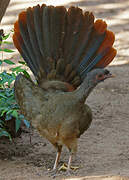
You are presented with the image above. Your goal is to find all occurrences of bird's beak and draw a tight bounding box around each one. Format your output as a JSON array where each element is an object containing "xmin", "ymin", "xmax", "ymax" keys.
[
  {"xmin": 110, "ymin": 74, "xmax": 115, "ymax": 78},
  {"xmin": 104, "ymin": 73, "xmax": 115, "ymax": 79}
]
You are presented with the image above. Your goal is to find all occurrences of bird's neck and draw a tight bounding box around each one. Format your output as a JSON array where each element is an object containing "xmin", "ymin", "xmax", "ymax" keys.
[{"xmin": 74, "ymin": 78, "xmax": 97, "ymax": 103}]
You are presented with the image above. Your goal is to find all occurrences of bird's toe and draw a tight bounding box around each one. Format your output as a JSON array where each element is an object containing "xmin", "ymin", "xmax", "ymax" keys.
[{"xmin": 58, "ymin": 163, "xmax": 79, "ymax": 171}]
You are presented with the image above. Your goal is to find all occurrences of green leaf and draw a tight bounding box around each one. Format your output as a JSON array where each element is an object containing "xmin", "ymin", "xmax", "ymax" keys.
[
  {"xmin": 0, "ymin": 60, "xmax": 3, "ymax": 65},
  {"xmin": 16, "ymin": 68, "xmax": 25, "ymax": 73},
  {"xmin": 4, "ymin": 59, "xmax": 15, "ymax": 65},
  {"xmin": 11, "ymin": 110, "xmax": 18, "ymax": 118},
  {"xmin": 11, "ymin": 66, "xmax": 21, "ymax": 72},
  {"xmin": 0, "ymin": 129, "xmax": 12, "ymax": 141},
  {"xmin": 15, "ymin": 118, "xmax": 21, "ymax": 132},
  {"xmin": 0, "ymin": 120, "xmax": 4, "ymax": 127},
  {"xmin": 6, "ymin": 109, "xmax": 13, "ymax": 115},
  {"xmin": 3, "ymin": 41, "xmax": 12, "ymax": 45},
  {"xmin": 23, "ymin": 70, "xmax": 31, "ymax": 79},
  {"xmin": 0, "ymin": 130, "xmax": 9, "ymax": 136},
  {"xmin": 0, "ymin": 94, "xmax": 7, "ymax": 99},
  {"xmin": 11, "ymin": 72, "xmax": 16, "ymax": 79},
  {"xmin": 18, "ymin": 61, "xmax": 26, "ymax": 65},
  {"xmin": 2, "ymin": 34, "xmax": 10, "ymax": 40},
  {"xmin": 0, "ymin": 108, "xmax": 8, "ymax": 116},
  {"xmin": 0, "ymin": 48, "xmax": 14, "ymax": 53}
]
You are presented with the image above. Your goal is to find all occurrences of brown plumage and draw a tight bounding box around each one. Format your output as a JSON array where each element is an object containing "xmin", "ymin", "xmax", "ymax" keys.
[{"xmin": 13, "ymin": 4, "xmax": 116, "ymax": 172}]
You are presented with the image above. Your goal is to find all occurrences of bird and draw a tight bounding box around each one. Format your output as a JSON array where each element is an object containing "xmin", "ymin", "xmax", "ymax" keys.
[{"xmin": 13, "ymin": 4, "xmax": 116, "ymax": 173}]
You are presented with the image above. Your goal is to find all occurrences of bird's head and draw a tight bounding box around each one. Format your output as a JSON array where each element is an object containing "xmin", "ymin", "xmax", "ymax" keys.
[
  {"xmin": 86, "ymin": 68, "xmax": 114, "ymax": 86},
  {"xmin": 76, "ymin": 68, "xmax": 114, "ymax": 102},
  {"xmin": 77, "ymin": 68, "xmax": 114, "ymax": 101}
]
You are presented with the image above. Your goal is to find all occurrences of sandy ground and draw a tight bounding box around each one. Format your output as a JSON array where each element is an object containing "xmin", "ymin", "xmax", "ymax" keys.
[{"xmin": 0, "ymin": 0, "xmax": 129, "ymax": 180}]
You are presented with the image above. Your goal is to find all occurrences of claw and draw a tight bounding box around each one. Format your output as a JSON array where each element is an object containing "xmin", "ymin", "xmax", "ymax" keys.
[
  {"xmin": 58, "ymin": 163, "xmax": 68, "ymax": 171},
  {"xmin": 70, "ymin": 165, "xmax": 79, "ymax": 171},
  {"xmin": 58, "ymin": 163, "xmax": 79, "ymax": 171}
]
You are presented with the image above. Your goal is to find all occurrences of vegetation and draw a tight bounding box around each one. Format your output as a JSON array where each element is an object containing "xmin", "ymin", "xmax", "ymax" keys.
[{"xmin": 0, "ymin": 33, "xmax": 30, "ymax": 140}]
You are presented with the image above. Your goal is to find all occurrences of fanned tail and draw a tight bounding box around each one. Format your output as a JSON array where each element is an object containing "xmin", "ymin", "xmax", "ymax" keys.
[{"xmin": 13, "ymin": 4, "xmax": 116, "ymax": 89}]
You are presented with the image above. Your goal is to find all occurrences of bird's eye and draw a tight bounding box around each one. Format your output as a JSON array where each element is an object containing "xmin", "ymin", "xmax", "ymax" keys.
[{"xmin": 98, "ymin": 74, "xmax": 103, "ymax": 78}]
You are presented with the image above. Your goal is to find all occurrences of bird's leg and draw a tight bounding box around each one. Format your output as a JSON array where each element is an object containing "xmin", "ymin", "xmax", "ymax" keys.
[
  {"xmin": 58, "ymin": 139, "xmax": 79, "ymax": 174},
  {"xmin": 58, "ymin": 152, "xmax": 77, "ymax": 176},
  {"xmin": 53, "ymin": 149, "xmax": 62, "ymax": 170},
  {"xmin": 46, "ymin": 145, "xmax": 62, "ymax": 177},
  {"xmin": 67, "ymin": 153, "xmax": 72, "ymax": 171},
  {"xmin": 67, "ymin": 139, "xmax": 77, "ymax": 171}
]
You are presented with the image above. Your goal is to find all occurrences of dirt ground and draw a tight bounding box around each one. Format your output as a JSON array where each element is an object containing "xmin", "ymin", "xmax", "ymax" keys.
[{"xmin": 0, "ymin": 0, "xmax": 129, "ymax": 180}]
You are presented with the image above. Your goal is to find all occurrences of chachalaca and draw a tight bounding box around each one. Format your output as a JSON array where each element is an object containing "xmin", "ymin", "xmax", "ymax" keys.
[{"xmin": 13, "ymin": 4, "xmax": 116, "ymax": 172}]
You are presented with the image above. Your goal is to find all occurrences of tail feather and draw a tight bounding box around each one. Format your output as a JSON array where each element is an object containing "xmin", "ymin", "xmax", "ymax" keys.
[
  {"xmin": 97, "ymin": 30, "xmax": 115, "ymax": 53},
  {"xmin": 96, "ymin": 48, "xmax": 117, "ymax": 68},
  {"xmin": 13, "ymin": 33, "xmax": 37, "ymax": 76},
  {"xmin": 63, "ymin": 7, "xmax": 87, "ymax": 65},
  {"xmin": 33, "ymin": 4, "xmax": 46, "ymax": 59},
  {"xmin": 94, "ymin": 19, "xmax": 107, "ymax": 34},
  {"xmin": 13, "ymin": 4, "xmax": 116, "ymax": 89},
  {"xmin": 64, "ymin": 7, "xmax": 83, "ymax": 65},
  {"xmin": 18, "ymin": 12, "xmax": 40, "ymax": 74},
  {"xmin": 73, "ymin": 11, "xmax": 94, "ymax": 67},
  {"xmin": 81, "ymin": 47, "xmax": 109, "ymax": 79},
  {"xmin": 78, "ymin": 20, "xmax": 107, "ymax": 75},
  {"xmin": 50, "ymin": 6, "xmax": 66, "ymax": 60},
  {"xmin": 33, "ymin": 4, "xmax": 50, "ymax": 76},
  {"xmin": 13, "ymin": 22, "xmax": 38, "ymax": 76},
  {"xmin": 42, "ymin": 6, "xmax": 53, "ymax": 59},
  {"xmin": 26, "ymin": 7, "xmax": 45, "ymax": 72},
  {"xmin": 78, "ymin": 20, "xmax": 116, "ymax": 79}
]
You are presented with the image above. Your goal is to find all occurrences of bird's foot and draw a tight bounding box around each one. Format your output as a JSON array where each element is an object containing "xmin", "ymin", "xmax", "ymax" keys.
[
  {"xmin": 45, "ymin": 164, "xmax": 79, "ymax": 177},
  {"xmin": 58, "ymin": 163, "xmax": 79, "ymax": 176},
  {"xmin": 58, "ymin": 163, "xmax": 79, "ymax": 171}
]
